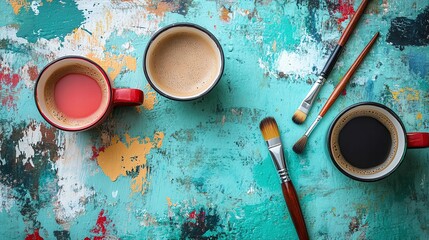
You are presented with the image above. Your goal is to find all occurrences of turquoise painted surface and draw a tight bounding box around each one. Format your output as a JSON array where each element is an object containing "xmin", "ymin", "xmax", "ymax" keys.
[{"xmin": 0, "ymin": 0, "xmax": 428, "ymax": 239}]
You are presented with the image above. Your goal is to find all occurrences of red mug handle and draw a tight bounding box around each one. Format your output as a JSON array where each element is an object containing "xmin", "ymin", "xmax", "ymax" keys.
[
  {"xmin": 407, "ymin": 132, "xmax": 429, "ymax": 149},
  {"xmin": 113, "ymin": 88, "xmax": 144, "ymax": 106}
]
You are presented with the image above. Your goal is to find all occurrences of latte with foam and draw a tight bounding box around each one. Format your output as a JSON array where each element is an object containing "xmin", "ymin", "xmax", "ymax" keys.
[{"xmin": 144, "ymin": 24, "xmax": 223, "ymax": 100}]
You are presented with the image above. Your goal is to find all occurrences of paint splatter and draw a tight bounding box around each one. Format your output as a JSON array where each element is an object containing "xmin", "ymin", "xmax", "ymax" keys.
[
  {"xmin": 416, "ymin": 112, "xmax": 423, "ymax": 120},
  {"xmin": 96, "ymin": 132, "xmax": 164, "ymax": 194},
  {"xmin": 139, "ymin": 84, "xmax": 158, "ymax": 111},
  {"xmin": 220, "ymin": 6, "xmax": 232, "ymax": 22},
  {"xmin": 15, "ymin": 0, "xmax": 85, "ymax": 43},
  {"xmin": 337, "ymin": 0, "xmax": 356, "ymax": 25},
  {"xmin": 386, "ymin": 6, "xmax": 429, "ymax": 49},
  {"xmin": 181, "ymin": 208, "xmax": 222, "ymax": 239},
  {"xmin": 53, "ymin": 230, "xmax": 70, "ymax": 240},
  {"xmin": 25, "ymin": 229, "xmax": 44, "ymax": 240},
  {"xmin": 146, "ymin": 1, "xmax": 175, "ymax": 17},
  {"xmin": 84, "ymin": 210, "xmax": 115, "ymax": 240},
  {"xmin": 276, "ymin": 42, "xmax": 319, "ymax": 78},
  {"xmin": 408, "ymin": 52, "xmax": 429, "ymax": 78},
  {"xmin": 90, "ymin": 146, "xmax": 106, "ymax": 160},
  {"xmin": 8, "ymin": 0, "xmax": 29, "ymax": 14},
  {"xmin": 390, "ymin": 88, "xmax": 420, "ymax": 101},
  {"xmin": 0, "ymin": 66, "xmax": 20, "ymax": 107},
  {"xmin": 87, "ymin": 52, "xmax": 137, "ymax": 80},
  {"xmin": 27, "ymin": 65, "xmax": 38, "ymax": 81},
  {"xmin": 297, "ymin": 0, "xmax": 321, "ymax": 42}
]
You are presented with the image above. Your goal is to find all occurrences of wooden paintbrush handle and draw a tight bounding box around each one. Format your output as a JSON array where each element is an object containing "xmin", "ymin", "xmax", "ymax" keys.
[
  {"xmin": 319, "ymin": 32, "xmax": 379, "ymax": 117},
  {"xmin": 281, "ymin": 181, "xmax": 309, "ymax": 240},
  {"xmin": 338, "ymin": 0, "xmax": 370, "ymax": 46}
]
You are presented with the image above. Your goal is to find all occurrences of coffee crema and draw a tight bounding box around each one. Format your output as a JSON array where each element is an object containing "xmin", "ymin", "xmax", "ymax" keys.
[
  {"xmin": 146, "ymin": 27, "xmax": 222, "ymax": 98},
  {"xmin": 329, "ymin": 107, "xmax": 399, "ymax": 175},
  {"xmin": 43, "ymin": 63, "xmax": 109, "ymax": 127}
]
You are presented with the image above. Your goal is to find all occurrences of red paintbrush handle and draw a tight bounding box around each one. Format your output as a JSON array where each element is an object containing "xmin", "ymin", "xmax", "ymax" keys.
[{"xmin": 281, "ymin": 181, "xmax": 309, "ymax": 240}]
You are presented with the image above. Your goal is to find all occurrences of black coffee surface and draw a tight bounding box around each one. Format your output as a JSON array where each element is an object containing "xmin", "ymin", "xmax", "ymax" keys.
[{"xmin": 338, "ymin": 116, "xmax": 392, "ymax": 169}]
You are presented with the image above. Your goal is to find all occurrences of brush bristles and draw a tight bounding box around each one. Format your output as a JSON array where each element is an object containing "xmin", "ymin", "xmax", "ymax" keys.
[
  {"xmin": 292, "ymin": 135, "xmax": 308, "ymax": 154},
  {"xmin": 259, "ymin": 117, "xmax": 280, "ymax": 141},
  {"xmin": 292, "ymin": 109, "xmax": 307, "ymax": 125}
]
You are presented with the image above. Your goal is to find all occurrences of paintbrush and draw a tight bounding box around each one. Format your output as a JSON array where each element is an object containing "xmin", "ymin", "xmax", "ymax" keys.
[
  {"xmin": 259, "ymin": 117, "xmax": 309, "ymax": 240},
  {"xmin": 293, "ymin": 32, "xmax": 379, "ymax": 154},
  {"xmin": 292, "ymin": 0, "xmax": 371, "ymax": 124}
]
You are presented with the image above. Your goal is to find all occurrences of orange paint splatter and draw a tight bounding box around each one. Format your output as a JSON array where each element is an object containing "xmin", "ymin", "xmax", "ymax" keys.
[
  {"xmin": 137, "ymin": 84, "xmax": 157, "ymax": 111},
  {"xmin": 146, "ymin": 1, "xmax": 175, "ymax": 17},
  {"xmin": 87, "ymin": 52, "xmax": 137, "ymax": 80},
  {"xmin": 220, "ymin": 6, "xmax": 232, "ymax": 22},
  {"xmin": 416, "ymin": 112, "xmax": 423, "ymax": 120},
  {"xmin": 96, "ymin": 132, "xmax": 164, "ymax": 194},
  {"xmin": 8, "ymin": 0, "xmax": 28, "ymax": 14}
]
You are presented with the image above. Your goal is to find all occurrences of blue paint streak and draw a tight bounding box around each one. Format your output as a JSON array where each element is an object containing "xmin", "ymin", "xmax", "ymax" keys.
[
  {"xmin": 15, "ymin": 0, "xmax": 85, "ymax": 43},
  {"xmin": 408, "ymin": 51, "xmax": 429, "ymax": 78}
]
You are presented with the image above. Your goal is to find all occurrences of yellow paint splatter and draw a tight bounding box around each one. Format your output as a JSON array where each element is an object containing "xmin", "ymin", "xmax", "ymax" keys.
[
  {"xmin": 416, "ymin": 112, "xmax": 423, "ymax": 120},
  {"xmin": 139, "ymin": 84, "xmax": 157, "ymax": 111},
  {"xmin": 390, "ymin": 87, "xmax": 420, "ymax": 101},
  {"xmin": 166, "ymin": 197, "xmax": 172, "ymax": 207},
  {"xmin": 87, "ymin": 52, "xmax": 137, "ymax": 80},
  {"xmin": 8, "ymin": 0, "xmax": 28, "ymax": 14},
  {"xmin": 96, "ymin": 132, "xmax": 164, "ymax": 194},
  {"xmin": 154, "ymin": 132, "xmax": 165, "ymax": 148},
  {"xmin": 220, "ymin": 6, "xmax": 232, "ymax": 22}
]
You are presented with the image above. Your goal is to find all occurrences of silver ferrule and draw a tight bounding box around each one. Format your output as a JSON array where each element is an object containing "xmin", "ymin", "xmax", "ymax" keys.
[
  {"xmin": 277, "ymin": 168, "xmax": 291, "ymax": 183},
  {"xmin": 266, "ymin": 137, "xmax": 289, "ymax": 182},
  {"xmin": 304, "ymin": 115, "xmax": 323, "ymax": 137},
  {"xmin": 298, "ymin": 76, "xmax": 327, "ymax": 114}
]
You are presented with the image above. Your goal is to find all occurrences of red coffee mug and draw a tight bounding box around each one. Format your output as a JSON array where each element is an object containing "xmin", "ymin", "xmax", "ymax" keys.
[
  {"xmin": 35, "ymin": 56, "xmax": 143, "ymax": 131},
  {"xmin": 327, "ymin": 102, "xmax": 429, "ymax": 181}
]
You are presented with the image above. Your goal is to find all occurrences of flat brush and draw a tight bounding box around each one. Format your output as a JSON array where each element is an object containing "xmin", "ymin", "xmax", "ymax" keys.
[
  {"xmin": 259, "ymin": 117, "xmax": 309, "ymax": 240},
  {"xmin": 292, "ymin": 0, "xmax": 370, "ymax": 125},
  {"xmin": 293, "ymin": 32, "xmax": 379, "ymax": 154}
]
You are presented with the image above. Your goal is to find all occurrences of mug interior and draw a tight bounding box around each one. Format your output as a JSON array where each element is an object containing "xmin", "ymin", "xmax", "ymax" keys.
[
  {"xmin": 35, "ymin": 57, "xmax": 111, "ymax": 131},
  {"xmin": 144, "ymin": 24, "xmax": 224, "ymax": 100},
  {"xmin": 328, "ymin": 103, "xmax": 407, "ymax": 181}
]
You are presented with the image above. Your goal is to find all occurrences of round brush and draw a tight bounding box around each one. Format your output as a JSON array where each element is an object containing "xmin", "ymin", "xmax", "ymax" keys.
[
  {"xmin": 293, "ymin": 32, "xmax": 380, "ymax": 154},
  {"xmin": 260, "ymin": 117, "xmax": 309, "ymax": 240}
]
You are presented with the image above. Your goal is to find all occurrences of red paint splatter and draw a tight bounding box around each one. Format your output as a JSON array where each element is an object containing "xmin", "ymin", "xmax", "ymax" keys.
[
  {"xmin": 0, "ymin": 68, "xmax": 20, "ymax": 107},
  {"xmin": 0, "ymin": 71, "xmax": 20, "ymax": 88},
  {"xmin": 342, "ymin": 89, "xmax": 347, "ymax": 95},
  {"xmin": 85, "ymin": 209, "xmax": 115, "ymax": 240},
  {"xmin": 337, "ymin": 0, "xmax": 356, "ymax": 25},
  {"xmin": 28, "ymin": 66, "xmax": 39, "ymax": 81},
  {"xmin": 189, "ymin": 210, "xmax": 196, "ymax": 219},
  {"xmin": 91, "ymin": 146, "xmax": 106, "ymax": 160},
  {"xmin": 25, "ymin": 229, "xmax": 44, "ymax": 240}
]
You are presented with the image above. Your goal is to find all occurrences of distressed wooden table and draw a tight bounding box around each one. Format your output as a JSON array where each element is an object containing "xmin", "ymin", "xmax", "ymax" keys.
[{"xmin": 1, "ymin": 0, "xmax": 428, "ymax": 239}]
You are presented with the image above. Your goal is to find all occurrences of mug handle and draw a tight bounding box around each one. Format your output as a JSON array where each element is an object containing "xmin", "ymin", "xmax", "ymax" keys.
[
  {"xmin": 407, "ymin": 132, "xmax": 429, "ymax": 149},
  {"xmin": 113, "ymin": 88, "xmax": 144, "ymax": 106}
]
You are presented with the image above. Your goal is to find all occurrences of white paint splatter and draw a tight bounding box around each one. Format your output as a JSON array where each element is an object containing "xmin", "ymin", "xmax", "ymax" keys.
[
  {"xmin": 15, "ymin": 123, "xmax": 42, "ymax": 168},
  {"xmin": 54, "ymin": 134, "xmax": 94, "ymax": 227},
  {"xmin": 112, "ymin": 190, "xmax": 118, "ymax": 198},
  {"xmin": 30, "ymin": 1, "xmax": 41, "ymax": 15},
  {"xmin": 276, "ymin": 41, "xmax": 321, "ymax": 78}
]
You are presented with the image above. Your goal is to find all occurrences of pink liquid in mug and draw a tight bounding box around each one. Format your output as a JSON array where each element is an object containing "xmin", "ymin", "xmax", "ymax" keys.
[{"xmin": 54, "ymin": 74, "xmax": 102, "ymax": 119}]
